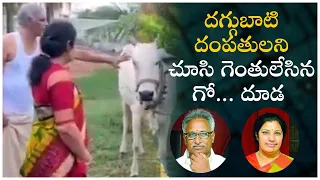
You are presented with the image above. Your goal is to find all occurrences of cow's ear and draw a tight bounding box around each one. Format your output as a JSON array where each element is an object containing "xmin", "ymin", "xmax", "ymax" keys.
[
  {"xmin": 128, "ymin": 37, "xmax": 138, "ymax": 46},
  {"xmin": 122, "ymin": 44, "xmax": 135, "ymax": 57},
  {"xmin": 158, "ymin": 48, "xmax": 178, "ymax": 64}
]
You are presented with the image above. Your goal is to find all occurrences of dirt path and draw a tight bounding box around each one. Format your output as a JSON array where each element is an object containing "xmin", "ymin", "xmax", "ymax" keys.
[{"xmin": 67, "ymin": 61, "xmax": 112, "ymax": 78}]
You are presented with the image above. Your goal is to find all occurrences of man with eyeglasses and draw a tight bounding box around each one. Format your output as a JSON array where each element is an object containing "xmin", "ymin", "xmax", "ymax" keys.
[
  {"xmin": 176, "ymin": 109, "xmax": 226, "ymax": 173},
  {"xmin": 3, "ymin": 3, "xmax": 129, "ymax": 177}
]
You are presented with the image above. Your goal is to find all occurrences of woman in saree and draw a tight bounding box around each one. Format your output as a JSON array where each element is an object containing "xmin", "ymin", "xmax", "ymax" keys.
[
  {"xmin": 246, "ymin": 113, "xmax": 294, "ymax": 173},
  {"xmin": 20, "ymin": 20, "xmax": 91, "ymax": 177}
]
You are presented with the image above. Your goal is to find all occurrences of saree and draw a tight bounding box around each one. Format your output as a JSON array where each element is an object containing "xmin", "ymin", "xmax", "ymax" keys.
[
  {"xmin": 20, "ymin": 64, "xmax": 89, "ymax": 177},
  {"xmin": 246, "ymin": 152, "xmax": 294, "ymax": 173}
]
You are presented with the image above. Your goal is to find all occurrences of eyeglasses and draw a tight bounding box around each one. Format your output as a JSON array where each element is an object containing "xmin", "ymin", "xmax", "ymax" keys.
[{"xmin": 184, "ymin": 131, "xmax": 213, "ymax": 140}]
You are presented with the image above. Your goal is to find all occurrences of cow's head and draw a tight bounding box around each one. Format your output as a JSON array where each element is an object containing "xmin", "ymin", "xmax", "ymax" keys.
[{"xmin": 122, "ymin": 37, "xmax": 176, "ymax": 103}]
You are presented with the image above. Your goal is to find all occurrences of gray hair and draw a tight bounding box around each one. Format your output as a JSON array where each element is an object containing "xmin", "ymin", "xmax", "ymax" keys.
[
  {"xmin": 182, "ymin": 109, "xmax": 215, "ymax": 133},
  {"xmin": 17, "ymin": 3, "xmax": 45, "ymax": 26}
]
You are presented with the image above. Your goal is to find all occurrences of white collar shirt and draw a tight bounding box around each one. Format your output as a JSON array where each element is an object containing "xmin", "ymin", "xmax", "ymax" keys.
[{"xmin": 176, "ymin": 148, "xmax": 226, "ymax": 172}]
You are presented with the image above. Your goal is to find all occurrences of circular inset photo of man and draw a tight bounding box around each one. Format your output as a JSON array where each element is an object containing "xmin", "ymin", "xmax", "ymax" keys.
[
  {"xmin": 241, "ymin": 107, "xmax": 299, "ymax": 173},
  {"xmin": 170, "ymin": 108, "xmax": 230, "ymax": 173}
]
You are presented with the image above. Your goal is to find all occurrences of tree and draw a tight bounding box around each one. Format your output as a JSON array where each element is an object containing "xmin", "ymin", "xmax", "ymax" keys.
[
  {"xmin": 45, "ymin": 3, "xmax": 63, "ymax": 23},
  {"xmin": 77, "ymin": 6, "xmax": 126, "ymax": 20},
  {"xmin": 77, "ymin": 9, "xmax": 92, "ymax": 18},
  {"xmin": 135, "ymin": 3, "xmax": 181, "ymax": 56},
  {"xmin": 78, "ymin": 3, "xmax": 181, "ymax": 57},
  {"xmin": 4, "ymin": 3, "xmax": 15, "ymax": 33},
  {"xmin": 4, "ymin": 3, "xmax": 22, "ymax": 33}
]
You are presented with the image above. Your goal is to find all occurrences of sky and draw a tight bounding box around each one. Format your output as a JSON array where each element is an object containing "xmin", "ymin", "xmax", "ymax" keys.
[
  {"xmin": 70, "ymin": 2, "xmax": 133, "ymax": 17},
  {"xmin": 71, "ymin": 2, "xmax": 115, "ymax": 12}
]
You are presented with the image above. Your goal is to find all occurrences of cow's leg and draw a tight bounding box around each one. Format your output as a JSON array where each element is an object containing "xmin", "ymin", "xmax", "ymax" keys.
[
  {"xmin": 149, "ymin": 113, "xmax": 159, "ymax": 135},
  {"xmin": 154, "ymin": 114, "xmax": 171, "ymax": 177},
  {"xmin": 139, "ymin": 134, "xmax": 145, "ymax": 155},
  {"xmin": 120, "ymin": 103, "xmax": 131, "ymax": 154},
  {"xmin": 130, "ymin": 105, "xmax": 141, "ymax": 177},
  {"xmin": 157, "ymin": 115, "xmax": 171, "ymax": 161},
  {"xmin": 138, "ymin": 112, "xmax": 155, "ymax": 155}
]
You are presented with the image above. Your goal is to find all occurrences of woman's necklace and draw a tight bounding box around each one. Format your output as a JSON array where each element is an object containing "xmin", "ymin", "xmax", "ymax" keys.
[
  {"xmin": 256, "ymin": 151, "xmax": 265, "ymax": 167},
  {"xmin": 256, "ymin": 151, "xmax": 280, "ymax": 167}
]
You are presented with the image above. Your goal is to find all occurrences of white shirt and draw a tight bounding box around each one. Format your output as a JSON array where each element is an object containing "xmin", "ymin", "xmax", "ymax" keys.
[
  {"xmin": 176, "ymin": 148, "xmax": 226, "ymax": 172},
  {"xmin": 3, "ymin": 32, "xmax": 40, "ymax": 121}
]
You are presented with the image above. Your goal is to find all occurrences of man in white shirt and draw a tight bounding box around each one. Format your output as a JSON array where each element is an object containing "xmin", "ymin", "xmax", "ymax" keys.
[{"xmin": 176, "ymin": 109, "xmax": 226, "ymax": 173}]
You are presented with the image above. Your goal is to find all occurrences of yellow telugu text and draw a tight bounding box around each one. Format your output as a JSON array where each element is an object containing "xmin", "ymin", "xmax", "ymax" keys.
[{"xmin": 204, "ymin": 11, "xmax": 278, "ymax": 29}]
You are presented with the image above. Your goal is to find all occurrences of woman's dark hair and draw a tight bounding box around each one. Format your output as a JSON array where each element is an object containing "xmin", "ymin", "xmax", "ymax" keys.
[
  {"xmin": 253, "ymin": 113, "xmax": 287, "ymax": 144},
  {"xmin": 29, "ymin": 20, "xmax": 76, "ymax": 86}
]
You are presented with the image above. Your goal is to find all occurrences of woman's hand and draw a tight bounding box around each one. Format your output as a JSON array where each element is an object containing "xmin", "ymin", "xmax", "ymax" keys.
[
  {"xmin": 77, "ymin": 149, "xmax": 92, "ymax": 164},
  {"xmin": 111, "ymin": 54, "xmax": 130, "ymax": 69}
]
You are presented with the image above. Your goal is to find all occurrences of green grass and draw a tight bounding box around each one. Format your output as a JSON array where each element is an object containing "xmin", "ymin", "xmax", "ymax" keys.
[{"xmin": 74, "ymin": 69, "xmax": 160, "ymax": 177}]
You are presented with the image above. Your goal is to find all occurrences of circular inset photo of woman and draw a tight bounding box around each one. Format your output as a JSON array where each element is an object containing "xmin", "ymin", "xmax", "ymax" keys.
[
  {"xmin": 170, "ymin": 108, "xmax": 230, "ymax": 173},
  {"xmin": 241, "ymin": 107, "xmax": 299, "ymax": 173}
]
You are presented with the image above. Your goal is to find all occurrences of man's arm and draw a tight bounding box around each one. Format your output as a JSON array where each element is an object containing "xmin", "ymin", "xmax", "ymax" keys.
[
  {"xmin": 71, "ymin": 48, "xmax": 130, "ymax": 68},
  {"xmin": 3, "ymin": 34, "xmax": 11, "ymax": 69},
  {"xmin": 3, "ymin": 34, "xmax": 12, "ymax": 128}
]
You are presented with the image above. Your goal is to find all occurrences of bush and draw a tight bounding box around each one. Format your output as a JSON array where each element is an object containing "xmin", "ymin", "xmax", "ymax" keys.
[{"xmin": 135, "ymin": 13, "xmax": 180, "ymax": 56}]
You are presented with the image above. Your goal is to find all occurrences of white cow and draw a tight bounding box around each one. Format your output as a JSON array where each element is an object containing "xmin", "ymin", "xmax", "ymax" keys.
[{"xmin": 118, "ymin": 39, "xmax": 177, "ymax": 177}]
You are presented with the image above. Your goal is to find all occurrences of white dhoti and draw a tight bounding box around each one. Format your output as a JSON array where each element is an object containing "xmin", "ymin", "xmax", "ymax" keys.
[{"xmin": 3, "ymin": 114, "xmax": 33, "ymax": 177}]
